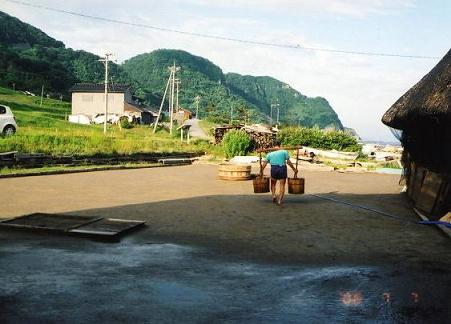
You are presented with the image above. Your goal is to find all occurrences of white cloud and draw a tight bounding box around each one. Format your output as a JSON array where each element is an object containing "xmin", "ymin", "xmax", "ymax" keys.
[
  {"xmin": 1, "ymin": 0, "xmax": 436, "ymax": 141},
  {"xmin": 175, "ymin": 0, "xmax": 416, "ymax": 18}
]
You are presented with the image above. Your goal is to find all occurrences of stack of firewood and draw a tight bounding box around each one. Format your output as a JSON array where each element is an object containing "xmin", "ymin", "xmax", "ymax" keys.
[
  {"xmin": 247, "ymin": 131, "xmax": 276, "ymax": 150},
  {"xmin": 214, "ymin": 124, "xmax": 276, "ymax": 149},
  {"xmin": 214, "ymin": 126, "xmax": 241, "ymax": 144},
  {"xmin": 243, "ymin": 124, "xmax": 276, "ymax": 150}
]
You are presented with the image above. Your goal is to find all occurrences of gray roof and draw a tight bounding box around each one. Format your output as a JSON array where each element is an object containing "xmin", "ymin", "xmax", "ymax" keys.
[
  {"xmin": 69, "ymin": 83, "xmax": 132, "ymax": 93},
  {"xmin": 125, "ymin": 97, "xmax": 158, "ymax": 116}
]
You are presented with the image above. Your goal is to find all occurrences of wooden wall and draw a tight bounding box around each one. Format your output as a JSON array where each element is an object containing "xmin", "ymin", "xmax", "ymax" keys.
[{"xmin": 408, "ymin": 162, "xmax": 451, "ymax": 220}]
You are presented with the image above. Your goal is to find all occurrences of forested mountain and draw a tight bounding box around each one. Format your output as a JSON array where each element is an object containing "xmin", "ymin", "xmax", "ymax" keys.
[
  {"xmin": 0, "ymin": 11, "xmax": 344, "ymax": 128},
  {"xmin": 226, "ymin": 73, "xmax": 343, "ymax": 129},
  {"xmin": 123, "ymin": 49, "xmax": 258, "ymax": 123},
  {"xmin": 124, "ymin": 50, "xmax": 343, "ymax": 129},
  {"xmin": 0, "ymin": 11, "xmax": 130, "ymax": 96},
  {"xmin": 0, "ymin": 11, "xmax": 64, "ymax": 48}
]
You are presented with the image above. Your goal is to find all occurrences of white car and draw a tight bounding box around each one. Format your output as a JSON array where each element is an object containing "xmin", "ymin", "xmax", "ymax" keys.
[{"xmin": 0, "ymin": 104, "xmax": 18, "ymax": 135}]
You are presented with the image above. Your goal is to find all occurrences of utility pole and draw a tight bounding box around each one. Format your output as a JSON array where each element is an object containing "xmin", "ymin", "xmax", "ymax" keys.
[
  {"xmin": 175, "ymin": 79, "xmax": 181, "ymax": 111},
  {"xmin": 40, "ymin": 84, "xmax": 44, "ymax": 107},
  {"xmin": 99, "ymin": 53, "xmax": 112, "ymax": 134},
  {"xmin": 168, "ymin": 62, "xmax": 180, "ymax": 134},
  {"xmin": 169, "ymin": 69, "xmax": 173, "ymax": 131},
  {"xmin": 277, "ymin": 104, "xmax": 280, "ymax": 124},
  {"xmin": 194, "ymin": 95, "xmax": 201, "ymax": 118},
  {"xmin": 153, "ymin": 70, "xmax": 173, "ymax": 134}
]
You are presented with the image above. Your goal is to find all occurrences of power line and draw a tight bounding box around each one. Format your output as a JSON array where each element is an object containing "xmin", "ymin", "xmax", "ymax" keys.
[{"xmin": 3, "ymin": 0, "xmax": 441, "ymax": 60}]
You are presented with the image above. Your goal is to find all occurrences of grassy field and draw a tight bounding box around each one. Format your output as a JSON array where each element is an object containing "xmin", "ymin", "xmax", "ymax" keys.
[
  {"xmin": 198, "ymin": 119, "xmax": 217, "ymax": 136},
  {"xmin": 0, "ymin": 162, "xmax": 163, "ymax": 176},
  {"xmin": 0, "ymin": 87, "xmax": 222, "ymax": 156}
]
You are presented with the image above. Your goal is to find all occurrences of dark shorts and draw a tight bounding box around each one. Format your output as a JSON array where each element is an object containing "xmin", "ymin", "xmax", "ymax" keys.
[{"xmin": 271, "ymin": 165, "xmax": 287, "ymax": 180}]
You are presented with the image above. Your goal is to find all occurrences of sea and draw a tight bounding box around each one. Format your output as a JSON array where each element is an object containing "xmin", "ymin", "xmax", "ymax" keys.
[{"xmin": 361, "ymin": 140, "xmax": 401, "ymax": 147}]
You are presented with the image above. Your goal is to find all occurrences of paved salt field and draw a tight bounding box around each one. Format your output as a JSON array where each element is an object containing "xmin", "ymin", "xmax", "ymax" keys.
[
  {"xmin": 1, "ymin": 231, "xmax": 450, "ymax": 323},
  {"xmin": 1, "ymin": 165, "xmax": 450, "ymax": 322}
]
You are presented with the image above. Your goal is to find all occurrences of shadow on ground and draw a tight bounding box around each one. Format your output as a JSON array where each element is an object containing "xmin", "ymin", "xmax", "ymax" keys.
[
  {"xmin": 59, "ymin": 191, "xmax": 451, "ymax": 267},
  {"xmin": 1, "ymin": 191, "xmax": 450, "ymax": 323}
]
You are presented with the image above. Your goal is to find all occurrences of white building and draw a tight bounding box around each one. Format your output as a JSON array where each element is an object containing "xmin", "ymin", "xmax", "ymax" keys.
[{"xmin": 70, "ymin": 83, "xmax": 157, "ymax": 124}]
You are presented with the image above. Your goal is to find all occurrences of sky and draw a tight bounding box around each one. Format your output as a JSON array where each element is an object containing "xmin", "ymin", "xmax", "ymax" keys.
[{"xmin": 1, "ymin": 0, "xmax": 450, "ymax": 141}]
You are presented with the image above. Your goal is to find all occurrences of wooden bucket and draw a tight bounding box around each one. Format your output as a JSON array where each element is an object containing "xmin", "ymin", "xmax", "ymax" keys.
[
  {"xmin": 218, "ymin": 163, "xmax": 252, "ymax": 181},
  {"xmin": 288, "ymin": 177, "xmax": 305, "ymax": 194},
  {"xmin": 253, "ymin": 176, "xmax": 270, "ymax": 193}
]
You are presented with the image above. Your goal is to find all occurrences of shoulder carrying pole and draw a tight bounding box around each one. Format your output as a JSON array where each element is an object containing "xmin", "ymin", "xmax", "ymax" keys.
[
  {"xmin": 259, "ymin": 151, "xmax": 263, "ymax": 177},
  {"xmin": 257, "ymin": 145, "xmax": 302, "ymax": 153},
  {"xmin": 294, "ymin": 147, "xmax": 299, "ymax": 179}
]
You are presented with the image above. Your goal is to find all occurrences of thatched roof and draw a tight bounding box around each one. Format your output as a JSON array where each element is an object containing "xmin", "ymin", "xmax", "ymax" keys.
[{"xmin": 382, "ymin": 48, "xmax": 451, "ymax": 129}]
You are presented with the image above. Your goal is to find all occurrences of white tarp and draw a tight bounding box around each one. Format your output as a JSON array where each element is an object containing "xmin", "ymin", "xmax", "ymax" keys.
[
  {"xmin": 303, "ymin": 146, "xmax": 359, "ymax": 161},
  {"xmin": 229, "ymin": 156, "xmax": 260, "ymax": 164},
  {"xmin": 68, "ymin": 114, "xmax": 91, "ymax": 125}
]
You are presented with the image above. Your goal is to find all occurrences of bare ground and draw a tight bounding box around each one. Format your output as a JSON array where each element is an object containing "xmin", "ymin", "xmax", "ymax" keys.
[{"xmin": 1, "ymin": 164, "xmax": 450, "ymax": 268}]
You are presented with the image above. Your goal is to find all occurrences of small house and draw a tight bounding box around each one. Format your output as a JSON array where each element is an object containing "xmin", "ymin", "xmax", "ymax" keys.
[
  {"xmin": 173, "ymin": 108, "xmax": 193, "ymax": 125},
  {"xmin": 70, "ymin": 83, "xmax": 158, "ymax": 125},
  {"xmin": 382, "ymin": 48, "xmax": 450, "ymax": 221}
]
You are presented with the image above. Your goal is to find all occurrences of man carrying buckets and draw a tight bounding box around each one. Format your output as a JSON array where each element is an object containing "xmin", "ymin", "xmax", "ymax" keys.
[{"xmin": 261, "ymin": 140, "xmax": 298, "ymax": 206}]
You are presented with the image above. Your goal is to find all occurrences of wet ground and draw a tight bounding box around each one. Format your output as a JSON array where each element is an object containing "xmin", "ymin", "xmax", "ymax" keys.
[
  {"xmin": 1, "ymin": 231, "xmax": 450, "ymax": 323},
  {"xmin": 1, "ymin": 165, "xmax": 451, "ymax": 322}
]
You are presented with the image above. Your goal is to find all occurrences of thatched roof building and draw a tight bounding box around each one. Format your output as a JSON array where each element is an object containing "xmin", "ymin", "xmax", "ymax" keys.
[{"xmin": 382, "ymin": 48, "xmax": 451, "ymax": 173}]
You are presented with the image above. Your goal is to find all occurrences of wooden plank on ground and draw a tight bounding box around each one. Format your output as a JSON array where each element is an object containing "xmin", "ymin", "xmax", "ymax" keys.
[
  {"xmin": 0, "ymin": 151, "xmax": 17, "ymax": 157},
  {"xmin": 440, "ymin": 212, "xmax": 451, "ymax": 223},
  {"xmin": 158, "ymin": 158, "xmax": 192, "ymax": 165},
  {"xmin": 68, "ymin": 218, "xmax": 145, "ymax": 237},
  {"xmin": 0, "ymin": 214, "xmax": 145, "ymax": 240},
  {"xmin": 414, "ymin": 208, "xmax": 451, "ymax": 239},
  {"xmin": 0, "ymin": 213, "xmax": 101, "ymax": 231}
]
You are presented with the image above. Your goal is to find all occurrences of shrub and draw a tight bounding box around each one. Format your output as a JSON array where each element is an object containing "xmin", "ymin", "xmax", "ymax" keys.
[
  {"xmin": 119, "ymin": 117, "xmax": 133, "ymax": 129},
  {"xmin": 277, "ymin": 127, "xmax": 361, "ymax": 152},
  {"xmin": 222, "ymin": 129, "xmax": 251, "ymax": 158}
]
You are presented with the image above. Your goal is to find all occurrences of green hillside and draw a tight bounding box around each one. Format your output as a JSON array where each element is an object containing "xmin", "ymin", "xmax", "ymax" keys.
[
  {"xmin": 0, "ymin": 11, "xmax": 130, "ymax": 96},
  {"xmin": 124, "ymin": 49, "xmax": 343, "ymax": 128},
  {"xmin": 0, "ymin": 11, "xmax": 64, "ymax": 48},
  {"xmin": 0, "ymin": 11, "xmax": 344, "ymax": 128},
  {"xmin": 226, "ymin": 73, "xmax": 343, "ymax": 129},
  {"xmin": 122, "ymin": 49, "xmax": 257, "ymax": 123},
  {"xmin": 0, "ymin": 87, "xmax": 212, "ymax": 156}
]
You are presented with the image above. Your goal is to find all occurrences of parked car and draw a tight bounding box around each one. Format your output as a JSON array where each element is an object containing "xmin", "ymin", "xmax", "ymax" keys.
[{"xmin": 0, "ymin": 104, "xmax": 18, "ymax": 135}]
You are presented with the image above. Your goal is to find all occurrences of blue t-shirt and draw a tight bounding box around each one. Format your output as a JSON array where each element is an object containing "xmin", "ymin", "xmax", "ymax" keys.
[{"xmin": 266, "ymin": 150, "xmax": 289, "ymax": 166}]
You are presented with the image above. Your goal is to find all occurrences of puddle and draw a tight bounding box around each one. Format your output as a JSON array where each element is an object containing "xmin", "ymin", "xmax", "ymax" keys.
[
  {"xmin": 375, "ymin": 168, "xmax": 403, "ymax": 175},
  {"xmin": 0, "ymin": 237, "xmax": 450, "ymax": 323}
]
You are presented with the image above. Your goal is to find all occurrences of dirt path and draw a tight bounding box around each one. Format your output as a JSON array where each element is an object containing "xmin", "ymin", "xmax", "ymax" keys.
[
  {"xmin": 183, "ymin": 118, "xmax": 210, "ymax": 140},
  {"xmin": 1, "ymin": 164, "xmax": 450, "ymax": 267}
]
